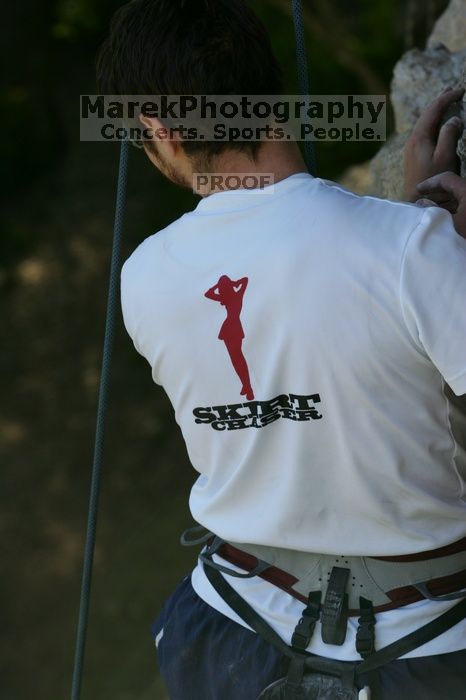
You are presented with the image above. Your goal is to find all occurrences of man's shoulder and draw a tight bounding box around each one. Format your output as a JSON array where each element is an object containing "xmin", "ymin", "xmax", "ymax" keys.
[
  {"xmin": 312, "ymin": 178, "xmax": 428, "ymax": 246},
  {"xmin": 316, "ymin": 178, "xmax": 422, "ymax": 220},
  {"xmin": 121, "ymin": 213, "xmax": 190, "ymax": 281}
]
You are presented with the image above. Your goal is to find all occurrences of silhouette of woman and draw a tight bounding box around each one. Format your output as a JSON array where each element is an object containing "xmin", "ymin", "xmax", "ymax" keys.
[{"xmin": 205, "ymin": 275, "xmax": 254, "ymax": 401}]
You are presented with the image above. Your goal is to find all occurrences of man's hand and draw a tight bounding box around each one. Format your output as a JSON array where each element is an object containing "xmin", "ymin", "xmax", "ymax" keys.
[
  {"xmin": 416, "ymin": 171, "xmax": 466, "ymax": 238},
  {"xmin": 404, "ymin": 87, "xmax": 464, "ymax": 202}
]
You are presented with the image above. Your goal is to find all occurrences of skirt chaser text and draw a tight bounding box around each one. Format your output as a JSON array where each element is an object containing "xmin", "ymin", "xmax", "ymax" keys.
[{"xmin": 193, "ymin": 393, "xmax": 322, "ymax": 431}]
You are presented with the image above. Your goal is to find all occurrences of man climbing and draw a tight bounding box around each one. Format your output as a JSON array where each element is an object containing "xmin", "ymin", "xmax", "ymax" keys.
[{"xmin": 97, "ymin": 1, "xmax": 466, "ymax": 697}]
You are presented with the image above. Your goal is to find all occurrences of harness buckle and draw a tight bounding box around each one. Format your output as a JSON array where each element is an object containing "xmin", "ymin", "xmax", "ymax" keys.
[
  {"xmin": 291, "ymin": 591, "xmax": 321, "ymax": 651},
  {"xmin": 355, "ymin": 597, "xmax": 376, "ymax": 659}
]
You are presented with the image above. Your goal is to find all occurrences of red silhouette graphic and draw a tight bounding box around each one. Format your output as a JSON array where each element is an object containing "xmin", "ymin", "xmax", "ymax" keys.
[{"xmin": 205, "ymin": 275, "xmax": 254, "ymax": 401}]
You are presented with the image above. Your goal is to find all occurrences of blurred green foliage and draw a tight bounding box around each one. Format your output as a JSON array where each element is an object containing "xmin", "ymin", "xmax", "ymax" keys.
[
  {"xmin": 52, "ymin": 0, "xmax": 100, "ymax": 39},
  {"xmin": 0, "ymin": 0, "xmax": 449, "ymax": 268}
]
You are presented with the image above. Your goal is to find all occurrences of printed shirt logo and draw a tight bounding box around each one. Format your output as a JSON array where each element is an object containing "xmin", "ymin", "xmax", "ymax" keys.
[
  {"xmin": 204, "ymin": 275, "xmax": 254, "ymax": 400},
  {"xmin": 197, "ymin": 274, "xmax": 323, "ymax": 431},
  {"xmin": 193, "ymin": 394, "xmax": 323, "ymax": 431}
]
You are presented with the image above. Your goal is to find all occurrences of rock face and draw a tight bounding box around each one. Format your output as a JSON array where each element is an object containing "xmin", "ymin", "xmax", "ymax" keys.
[
  {"xmin": 457, "ymin": 63, "xmax": 466, "ymax": 176},
  {"xmin": 371, "ymin": 44, "xmax": 466, "ymax": 199},
  {"xmin": 340, "ymin": 0, "xmax": 466, "ymax": 198},
  {"xmin": 368, "ymin": 132, "xmax": 410, "ymax": 201},
  {"xmin": 391, "ymin": 45, "xmax": 466, "ymax": 134},
  {"xmin": 428, "ymin": 0, "xmax": 466, "ymax": 52}
]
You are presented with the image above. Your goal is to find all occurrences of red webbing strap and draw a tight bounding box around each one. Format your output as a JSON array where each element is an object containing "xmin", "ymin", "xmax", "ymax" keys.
[
  {"xmin": 215, "ymin": 541, "xmax": 466, "ymax": 616},
  {"xmin": 374, "ymin": 535, "xmax": 466, "ymax": 562}
]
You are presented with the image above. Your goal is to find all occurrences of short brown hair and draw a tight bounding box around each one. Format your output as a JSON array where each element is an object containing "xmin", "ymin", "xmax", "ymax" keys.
[{"xmin": 96, "ymin": 0, "xmax": 283, "ymax": 161}]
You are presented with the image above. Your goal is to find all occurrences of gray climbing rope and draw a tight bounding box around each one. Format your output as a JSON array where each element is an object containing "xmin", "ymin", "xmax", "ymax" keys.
[
  {"xmin": 70, "ymin": 139, "xmax": 129, "ymax": 700},
  {"xmin": 292, "ymin": 0, "xmax": 317, "ymax": 175}
]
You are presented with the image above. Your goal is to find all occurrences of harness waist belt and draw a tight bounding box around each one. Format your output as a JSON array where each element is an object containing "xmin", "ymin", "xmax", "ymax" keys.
[{"xmin": 189, "ymin": 531, "xmax": 466, "ymax": 616}]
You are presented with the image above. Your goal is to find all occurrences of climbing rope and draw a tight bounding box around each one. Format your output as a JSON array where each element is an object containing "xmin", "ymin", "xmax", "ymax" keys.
[
  {"xmin": 71, "ymin": 4, "xmax": 314, "ymax": 697},
  {"xmin": 70, "ymin": 140, "xmax": 129, "ymax": 700},
  {"xmin": 291, "ymin": 0, "xmax": 317, "ymax": 175}
]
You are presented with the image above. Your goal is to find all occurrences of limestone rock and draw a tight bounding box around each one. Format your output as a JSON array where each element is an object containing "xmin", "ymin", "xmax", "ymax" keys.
[
  {"xmin": 428, "ymin": 0, "xmax": 466, "ymax": 52},
  {"xmin": 368, "ymin": 132, "xmax": 410, "ymax": 201},
  {"xmin": 457, "ymin": 64, "xmax": 466, "ymax": 175},
  {"xmin": 391, "ymin": 45, "xmax": 466, "ymax": 134},
  {"xmin": 458, "ymin": 128, "xmax": 466, "ymax": 176},
  {"xmin": 338, "ymin": 161, "xmax": 373, "ymax": 196},
  {"xmin": 337, "ymin": 0, "xmax": 466, "ymax": 198}
]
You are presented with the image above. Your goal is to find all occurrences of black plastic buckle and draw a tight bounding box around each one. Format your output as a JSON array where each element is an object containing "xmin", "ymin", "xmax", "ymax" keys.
[
  {"xmin": 356, "ymin": 596, "xmax": 376, "ymax": 659},
  {"xmin": 321, "ymin": 566, "xmax": 349, "ymax": 645},
  {"xmin": 291, "ymin": 591, "xmax": 321, "ymax": 651}
]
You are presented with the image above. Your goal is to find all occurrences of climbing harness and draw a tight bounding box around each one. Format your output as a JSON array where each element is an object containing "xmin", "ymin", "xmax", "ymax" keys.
[
  {"xmin": 181, "ymin": 526, "xmax": 466, "ymax": 699},
  {"xmin": 202, "ymin": 552, "xmax": 466, "ymax": 700},
  {"xmin": 187, "ymin": 531, "xmax": 466, "ymax": 613}
]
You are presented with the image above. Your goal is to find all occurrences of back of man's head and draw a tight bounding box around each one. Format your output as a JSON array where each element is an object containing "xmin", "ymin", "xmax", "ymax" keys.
[{"xmin": 97, "ymin": 0, "xmax": 283, "ymax": 161}]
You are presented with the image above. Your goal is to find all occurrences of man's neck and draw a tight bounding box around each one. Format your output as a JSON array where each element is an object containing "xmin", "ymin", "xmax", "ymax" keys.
[{"xmin": 197, "ymin": 142, "xmax": 309, "ymax": 197}]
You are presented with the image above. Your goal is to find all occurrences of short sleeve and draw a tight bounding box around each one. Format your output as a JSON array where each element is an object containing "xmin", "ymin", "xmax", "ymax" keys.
[
  {"xmin": 399, "ymin": 206, "xmax": 466, "ymax": 396},
  {"xmin": 120, "ymin": 253, "xmax": 152, "ymax": 365}
]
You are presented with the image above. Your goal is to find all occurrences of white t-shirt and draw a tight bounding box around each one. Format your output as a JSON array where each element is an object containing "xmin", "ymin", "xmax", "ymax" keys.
[{"xmin": 121, "ymin": 172, "xmax": 466, "ymax": 659}]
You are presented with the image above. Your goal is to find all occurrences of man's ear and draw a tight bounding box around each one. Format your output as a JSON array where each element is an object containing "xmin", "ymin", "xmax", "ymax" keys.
[{"xmin": 138, "ymin": 113, "xmax": 182, "ymax": 157}]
